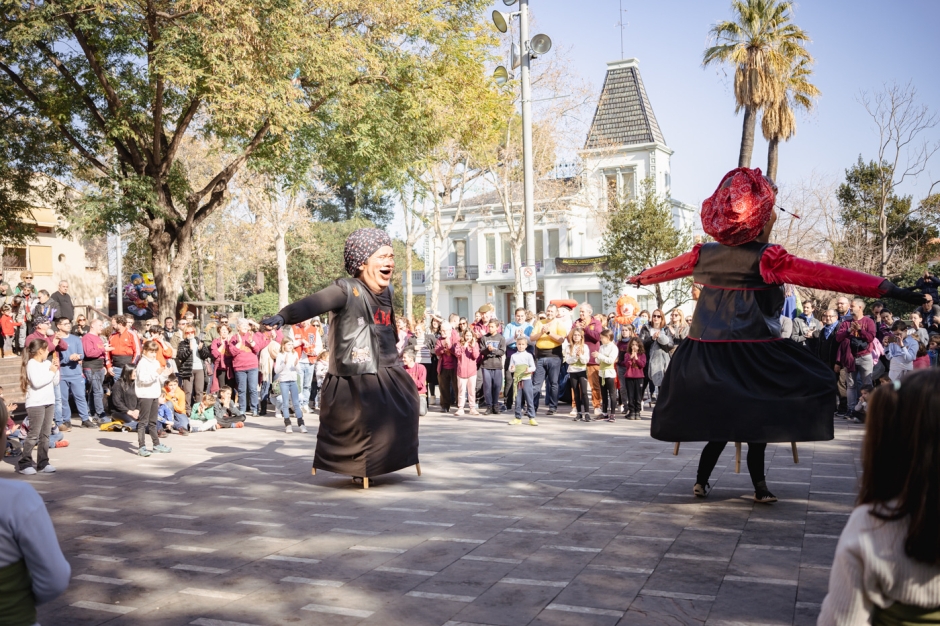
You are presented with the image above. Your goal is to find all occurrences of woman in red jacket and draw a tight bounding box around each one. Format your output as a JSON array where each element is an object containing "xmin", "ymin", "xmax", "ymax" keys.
[{"xmin": 630, "ymin": 168, "xmax": 924, "ymax": 504}]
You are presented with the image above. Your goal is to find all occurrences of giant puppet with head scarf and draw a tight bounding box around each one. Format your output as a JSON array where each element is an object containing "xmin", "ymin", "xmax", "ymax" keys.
[
  {"xmin": 262, "ymin": 229, "xmax": 419, "ymax": 487},
  {"xmin": 629, "ymin": 168, "xmax": 925, "ymax": 503}
]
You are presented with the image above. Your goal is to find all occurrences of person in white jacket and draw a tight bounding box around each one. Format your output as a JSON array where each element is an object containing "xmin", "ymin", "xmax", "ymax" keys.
[
  {"xmin": 818, "ymin": 369, "xmax": 940, "ymax": 625},
  {"xmin": 17, "ymin": 338, "xmax": 59, "ymax": 475},
  {"xmin": 593, "ymin": 329, "xmax": 619, "ymax": 422},
  {"xmin": 564, "ymin": 327, "xmax": 591, "ymax": 422},
  {"xmin": 883, "ymin": 320, "xmax": 919, "ymax": 382},
  {"xmin": 135, "ymin": 340, "xmax": 172, "ymax": 457},
  {"xmin": 274, "ymin": 337, "xmax": 306, "ymax": 434}
]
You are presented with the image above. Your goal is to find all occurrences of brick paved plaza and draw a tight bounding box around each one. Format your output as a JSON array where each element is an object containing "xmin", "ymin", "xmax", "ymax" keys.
[{"xmin": 10, "ymin": 408, "xmax": 862, "ymax": 626}]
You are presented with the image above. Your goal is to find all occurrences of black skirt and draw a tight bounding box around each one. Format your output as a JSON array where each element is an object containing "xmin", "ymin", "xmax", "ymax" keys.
[
  {"xmin": 651, "ymin": 339, "xmax": 835, "ymax": 443},
  {"xmin": 315, "ymin": 365, "xmax": 420, "ymax": 477}
]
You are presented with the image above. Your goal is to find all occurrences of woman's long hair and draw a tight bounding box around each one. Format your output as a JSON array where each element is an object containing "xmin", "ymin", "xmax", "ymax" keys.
[
  {"xmin": 20, "ymin": 339, "xmax": 47, "ymax": 393},
  {"xmin": 119, "ymin": 364, "xmax": 137, "ymax": 385},
  {"xmin": 651, "ymin": 309, "xmax": 666, "ymax": 330},
  {"xmin": 568, "ymin": 327, "xmax": 585, "ymax": 355},
  {"xmin": 627, "ymin": 337, "xmax": 645, "ymax": 356},
  {"xmin": 859, "ymin": 369, "xmax": 940, "ymax": 564}
]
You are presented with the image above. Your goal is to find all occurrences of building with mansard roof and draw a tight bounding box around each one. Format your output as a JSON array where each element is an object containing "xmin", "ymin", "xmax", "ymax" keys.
[{"xmin": 407, "ymin": 58, "xmax": 696, "ymax": 321}]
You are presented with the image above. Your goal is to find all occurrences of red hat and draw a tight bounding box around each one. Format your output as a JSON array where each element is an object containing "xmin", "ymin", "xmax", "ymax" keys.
[{"xmin": 701, "ymin": 167, "xmax": 776, "ymax": 246}]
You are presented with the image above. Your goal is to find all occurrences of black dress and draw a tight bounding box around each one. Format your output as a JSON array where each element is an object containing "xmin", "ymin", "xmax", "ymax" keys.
[
  {"xmin": 652, "ymin": 242, "xmax": 835, "ymax": 443},
  {"xmin": 278, "ymin": 281, "xmax": 419, "ymax": 478}
]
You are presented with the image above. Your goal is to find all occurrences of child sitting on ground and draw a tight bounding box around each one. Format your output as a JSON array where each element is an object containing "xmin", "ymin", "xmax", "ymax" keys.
[
  {"xmin": 214, "ymin": 387, "xmax": 245, "ymax": 428},
  {"xmin": 163, "ymin": 374, "xmax": 189, "ymax": 434},
  {"xmin": 819, "ymin": 369, "xmax": 940, "ymax": 625},
  {"xmin": 188, "ymin": 393, "xmax": 218, "ymax": 432},
  {"xmin": 156, "ymin": 395, "xmax": 174, "ymax": 438},
  {"xmin": 852, "ymin": 386, "xmax": 872, "ymax": 424}
]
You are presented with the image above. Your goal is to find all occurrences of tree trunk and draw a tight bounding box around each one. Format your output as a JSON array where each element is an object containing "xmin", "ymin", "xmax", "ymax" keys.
[
  {"xmin": 405, "ymin": 246, "xmax": 414, "ymax": 320},
  {"xmin": 739, "ymin": 105, "xmax": 757, "ymax": 169},
  {"xmin": 215, "ymin": 252, "xmax": 224, "ymax": 303},
  {"xmin": 256, "ymin": 268, "xmax": 265, "ymax": 293},
  {"xmin": 767, "ymin": 136, "xmax": 779, "ymax": 183},
  {"xmin": 196, "ymin": 252, "xmax": 207, "ymax": 301},
  {"xmin": 512, "ymin": 242, "xmax": 525, "ymax": 310},
  {"xmin": 879, "ymin": 197, "xmax": 889, "ymax": 277},
  {"xmin": 655, "ymin": 283, "xmax": 664, "ymax": 311},
  {"xmin": 275, "ymin": 230, "xmax": 289, "ymax": 309},
  {"xmin": 429, "ymin": 237, "xmax": 442, "ymax": 314},
  {"xmin": 150, "ymin": 228, "xmax": 191, "ymax": 322}
]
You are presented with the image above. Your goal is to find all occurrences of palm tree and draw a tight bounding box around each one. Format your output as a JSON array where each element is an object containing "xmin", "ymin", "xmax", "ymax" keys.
[
  {"xmin": 762, "ymin": 56, "xmax": 820, "ymax": 182},
  {"xmin": 703, "ymin": 0, "xmax": 811, "ymax": 169}
]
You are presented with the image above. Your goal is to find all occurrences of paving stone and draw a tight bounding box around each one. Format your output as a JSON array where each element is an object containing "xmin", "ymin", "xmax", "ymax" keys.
[{"xmin": 23, "ymin": 411, "xmax": 862, "ymax": 625}]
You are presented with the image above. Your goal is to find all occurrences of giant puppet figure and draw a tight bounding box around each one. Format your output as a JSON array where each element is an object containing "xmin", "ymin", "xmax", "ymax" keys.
[
  {"xmin": 629, "ymin": 168, "xmax": 924, "ymax": 503},
  {"xmin": 262, "ymin": 229, "xmax": 419, "ymax": 488}
]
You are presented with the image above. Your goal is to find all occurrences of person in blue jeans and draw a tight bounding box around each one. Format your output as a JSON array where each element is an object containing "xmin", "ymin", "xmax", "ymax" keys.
[
  {"xmin": 274, "ymin": 337, "xmax": 306, "ymax": 434},
  {"xmin": 508, "ymin": 336, "xmax": 538, "ymax": 426},
  {"xmin": 229, "ymin": 318, "xmax": 262, "ymax": 415},
  {"xmin": 54, "ymin": 318, "xmax": 93, "ymax": 428}
]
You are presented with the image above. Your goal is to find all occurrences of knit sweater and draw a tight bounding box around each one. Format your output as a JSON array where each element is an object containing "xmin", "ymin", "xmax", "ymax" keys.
[{"xmin": 818, "ymin": 504, "xmax": 940, "ymax": 625}]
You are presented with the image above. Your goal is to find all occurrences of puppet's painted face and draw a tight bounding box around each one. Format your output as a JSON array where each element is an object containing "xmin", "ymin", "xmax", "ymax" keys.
[{"xmin": 619, "ymin": 302, "xmax": 636, "ymax": 318}]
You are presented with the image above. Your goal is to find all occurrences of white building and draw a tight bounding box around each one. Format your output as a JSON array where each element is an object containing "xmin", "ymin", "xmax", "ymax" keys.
[{"xmin": 410, "ymin": 58, "xmax": 696, "ymax": 321}]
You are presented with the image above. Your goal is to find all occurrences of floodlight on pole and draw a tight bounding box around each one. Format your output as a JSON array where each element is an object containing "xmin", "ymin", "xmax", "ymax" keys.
[
  {"xmin": 503, "ymin": 0, "xmax": 518, "ymax": 5},
  {"xmin": 493, "ymin": 65, "xmax": 511, "ymax": 85},
  {"xmin": 530, "ymin": 34, "xmax": 553, "ymax": 56},
  {"xmin": 492, "ymin": 10, "xmax": 509, "ymax": 33},
  {"xmin": 511, "ymin": 43, "xmax": 521, "ymax": 70}
]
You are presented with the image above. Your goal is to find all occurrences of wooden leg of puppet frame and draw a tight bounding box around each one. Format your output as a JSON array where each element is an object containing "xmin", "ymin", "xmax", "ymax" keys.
[
  {"xmin": 673, "ymin": 442, "xmax": 680, "ymax": 456},
  {"xmin": 362, "ymin": 477, "xmax": 369, "ymax": 490},
  {"xmin": 416, "ymin": 463, "xmax": 422, "ymax": 476},
  {"xmin": 791, "ymin": 442, "xmax": 799, "ymax": 464},
  {"xmin": 735, "ymin": 442, "xmax": 742, "ymax": 474}
]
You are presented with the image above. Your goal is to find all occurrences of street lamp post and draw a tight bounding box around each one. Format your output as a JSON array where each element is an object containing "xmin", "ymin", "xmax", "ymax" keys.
[{"xmin": 492, "ymin": 0, "xmax": 551, "ymax": 313}]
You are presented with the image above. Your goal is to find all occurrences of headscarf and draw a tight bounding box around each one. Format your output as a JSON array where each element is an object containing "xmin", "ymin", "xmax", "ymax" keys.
[
  {"xmin": 343, "ymin": 228, "xmax": 392, "ymax": 276},
  {"xmin": 701, "ymin": 167, "xmax": 776, "ymax": 247}
]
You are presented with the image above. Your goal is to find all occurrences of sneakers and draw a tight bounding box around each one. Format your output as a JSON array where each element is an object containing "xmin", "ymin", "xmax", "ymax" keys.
[
  {"xmin": 40, "ymin": 465, "xmax": 56, "ymax": 473},
  {"xmin": 234, "ymin": 422, "xmax": 245, "ymax": 428},
  {"xmin": 59, "ymin": 424, "xmax": 71, "ymax": 432},
  {"xmin": 54, "ymin": 440, "xmax": 70, "ymax": 448},
  {"xmin": 508, "ymin": 418, "xmax": 522, "ymax": 425},
  {"xmin": 300, "ymin": 425, "xmax": 308, "ymax": 433},
  {"xmin": 606, "ymin": 415, "xmax": 616, "ymax": 423},
  {"xmin": 138, "ymin": 448, "xmax": 152, "ymax": 457},
  {"xmin": 17, "ymin": 466, "xmax": 37, "ymax": 475},
  {"xmin": 528, "ymin": 418, "xmax": 539, "ymax": 426},
  {"xmin": 81, "ymin": 420, "xmax": 97, "ymax": 428},
  {"xmin": 285, "ymin": 425, "xmax": 293, "ymax": 434},
  {"xmin": 753, "ymin": 482, "xmax": 777, "ymax": 504},
  {"xmin": 693, "ymin": 482, "xmax": 710, "ymax": 498},
  {"xmin": 178, "ymin": 428, "xmax": 190, "ymax": 436},
  {"xmin": 468, "ymin": 409, "xmax": 481, "ymax": 416},
  {"xmin": 546, "ymin": 409, "xmax": 555, "ymax": 416},
  {"xmin": 571, "ymin": 413, "xmax": 580, "ymax": 422},
  {"xmin": 569, "ymin": 409, "xmax": 578, "ymax": 417},
  {"xmin": 594, "ymin": 408, "xmax": 601, "ymax": 416},
  {"xmin": 454, "ymin": 409, "xmax": 465, "ymax": 417},
  {"xmin": 153, "ymin": 444, "xmax": 172, "ymax": 454}
]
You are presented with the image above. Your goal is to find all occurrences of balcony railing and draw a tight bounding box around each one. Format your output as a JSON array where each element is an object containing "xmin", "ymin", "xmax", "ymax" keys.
[{"xmin": 440, "ymin": 265, "xmax": 479, "ymax": 281}]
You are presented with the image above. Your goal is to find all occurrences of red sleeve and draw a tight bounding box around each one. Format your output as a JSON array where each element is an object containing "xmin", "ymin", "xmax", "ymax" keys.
[
  {"xmin": 629, "ymin": 244, "xmax": 703, "ymax": 286},
  {"xmin": 759, "ymin": 246, "xmax": 887, "ymax": 298}
]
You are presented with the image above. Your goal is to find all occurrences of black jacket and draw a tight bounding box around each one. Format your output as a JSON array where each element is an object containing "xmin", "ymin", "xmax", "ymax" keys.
[
  {"xmin": 49, "ymin": 291, "xmax": 74, "ymax": 322},
  {"xmin": 176, "ymin": 339, "xmax": 211, "ymax": 379},
  {"xmin": 110, "ymin": 379, "xmax": 138, "ymax": 413},
  {"xmin": 816, "ymin": 325, "xmax": 841, "ymax": 370}
]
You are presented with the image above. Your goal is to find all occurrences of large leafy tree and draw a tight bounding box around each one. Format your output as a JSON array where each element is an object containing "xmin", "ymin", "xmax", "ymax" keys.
[
  {"xmin": 703, "ymin": 0, "xmax": 810, "ymax": 169},
  {"xmin": 0, "ymin": 0, "xmax": 491, "ymax": 317},
  {"xmin": 600, "ymin": 178, "xmax": 693, "ymax": 311},
  {"xmin": 834, "ymin": 157, "xmax": 938, "ymax": 278},
  {"xmin": 762, "ymin": 56, "xmax": 820, "ymax": 181}
]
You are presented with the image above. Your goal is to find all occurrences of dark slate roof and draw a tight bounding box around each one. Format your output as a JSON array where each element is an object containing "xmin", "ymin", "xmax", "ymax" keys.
[{"xmin": 584, "ymin": 59, "xmax": 665, "ymax": 149}]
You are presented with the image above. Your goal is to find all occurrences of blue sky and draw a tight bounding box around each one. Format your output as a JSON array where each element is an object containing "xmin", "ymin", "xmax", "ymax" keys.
[{"xmin": 519, "ymin": 0, "xmax": 940, "ymax": 206}]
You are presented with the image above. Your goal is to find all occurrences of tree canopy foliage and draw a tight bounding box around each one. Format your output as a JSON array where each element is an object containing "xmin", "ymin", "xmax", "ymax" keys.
[
  {"xmin": 0, "ymin": 0, "xmax": 495, "ymax": 317},
  {"xmin": 600, "ymin": 178, "xmax": 693, "ymax": 310}
]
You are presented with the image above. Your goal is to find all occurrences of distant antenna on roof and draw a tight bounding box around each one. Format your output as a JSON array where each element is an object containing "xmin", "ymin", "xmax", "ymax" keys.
[{"xmin": 618, "ymin": 0, "xmax": 628, "ymax": 59}]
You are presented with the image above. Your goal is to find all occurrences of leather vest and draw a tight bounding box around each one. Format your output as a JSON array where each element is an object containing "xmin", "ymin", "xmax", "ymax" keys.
[
  {"xmin": 327, "ymin": 278, "xmax": 395, "ymax": 377},
  {"xmin": 689, "ymin": 242, "xmax": 784, "ymax": 341}
]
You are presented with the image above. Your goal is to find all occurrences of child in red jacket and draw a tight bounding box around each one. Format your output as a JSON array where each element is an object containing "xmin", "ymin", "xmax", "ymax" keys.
[
  {"xmin": 1, "ymin": 304, "xmax": 22, "ymax": 358},
  {"xmin": 621, "ymin": 337, "xmax": 646, "ymax": 420},
  {"xmin": 453, "ymin": 329, "xmax": 480, "ymax": 416}
]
